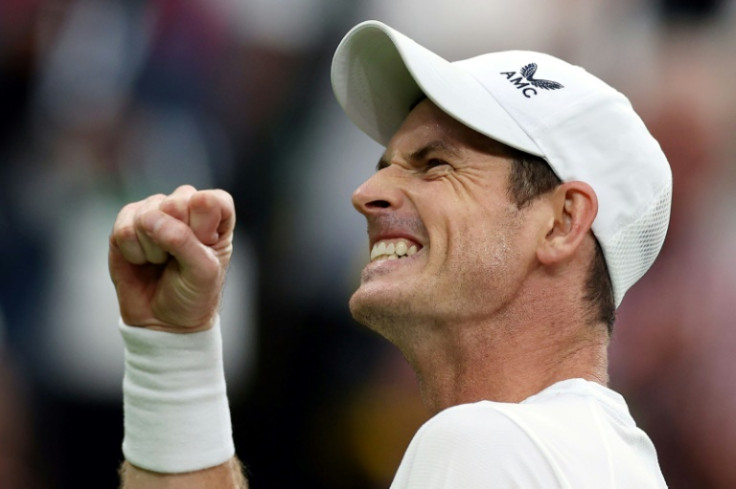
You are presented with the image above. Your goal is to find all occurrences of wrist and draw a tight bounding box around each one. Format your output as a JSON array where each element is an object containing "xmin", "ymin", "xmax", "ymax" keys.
[
  {"xmin": 120, "ymin": 315, "xmax": 235, "ymax": 473},
  {"xmin": 120, "ymin": 310, "xmax": 219, "ymax": 334}
]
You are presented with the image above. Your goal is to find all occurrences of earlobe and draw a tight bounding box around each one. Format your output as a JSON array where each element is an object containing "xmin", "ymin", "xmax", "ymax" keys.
[{"xmin": 537, "ymin": 182, "xmax": 598, "ymax": 265}]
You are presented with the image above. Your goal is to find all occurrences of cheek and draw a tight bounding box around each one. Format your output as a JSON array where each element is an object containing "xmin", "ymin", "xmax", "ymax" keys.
[
  {"xmin": 445, "ymin": 208, "xmax": 526, "ymax": 297},
  {"xmin": 416, "ymin": 183, "xmax": 525, "ymax": 277},
  {"xmin": 460, "ymin": 222, "xmax": 513, "ymax": 278}
]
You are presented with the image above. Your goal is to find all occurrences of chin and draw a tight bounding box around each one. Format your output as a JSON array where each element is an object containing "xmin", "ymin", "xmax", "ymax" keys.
[
  {"xmin": 349, "ymin": 284, "xmax": 396, "ymax": 329},
  {"xmin": 348, "ymin": 286, "xmax": 378, "ymax": 328},
  {"xmin": 348, "ymin": 283, "xmax": 425, "ymax": 340}
]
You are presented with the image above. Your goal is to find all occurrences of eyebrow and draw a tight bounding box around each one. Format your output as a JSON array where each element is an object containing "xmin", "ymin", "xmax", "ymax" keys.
[{"xmin": 376, "ymin": 140, "xmax": 461, "ymax": 171}]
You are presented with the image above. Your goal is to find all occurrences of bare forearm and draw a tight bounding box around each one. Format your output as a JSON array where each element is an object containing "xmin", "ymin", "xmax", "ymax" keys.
[{"xmin": 119, "ymin": 457, "xmax": 248, "ymax": 489}]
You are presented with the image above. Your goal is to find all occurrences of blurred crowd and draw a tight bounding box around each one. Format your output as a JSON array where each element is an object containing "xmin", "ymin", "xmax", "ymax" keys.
[{"xmin": 1, "ymin": 0, "xmax": 735, "ymax": 488}]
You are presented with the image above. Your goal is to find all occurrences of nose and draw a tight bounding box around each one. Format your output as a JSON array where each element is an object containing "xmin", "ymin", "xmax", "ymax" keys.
[{"xmin": 351, "ymin": 167, "xmax": 404, "ymax": 217}]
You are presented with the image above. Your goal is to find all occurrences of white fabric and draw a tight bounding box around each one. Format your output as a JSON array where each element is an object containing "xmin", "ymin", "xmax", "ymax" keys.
[
  {"xmin": 391, "ymin": 379, "xmax": 667, "ymax": 488},
  {"xmin": 120, "ymin": 317, "xmax": 235, "ymax": 473}
]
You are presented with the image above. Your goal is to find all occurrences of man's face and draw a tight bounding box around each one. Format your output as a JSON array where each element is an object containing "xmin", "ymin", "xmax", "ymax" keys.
[{"xmin": 349, "ymin": 99, "xmax": 539, "ymax": 335}]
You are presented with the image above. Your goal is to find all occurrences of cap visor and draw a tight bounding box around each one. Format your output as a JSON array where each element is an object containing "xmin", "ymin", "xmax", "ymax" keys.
[{"xmin": 331, "ymin": 20, "xmax": 541, "ymax": 155}]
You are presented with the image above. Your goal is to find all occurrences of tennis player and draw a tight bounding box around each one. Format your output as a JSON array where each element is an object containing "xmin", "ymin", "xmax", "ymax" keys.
[{"xmin": 111, "ymin": 21, "xmax": 670, "ymax": 488}]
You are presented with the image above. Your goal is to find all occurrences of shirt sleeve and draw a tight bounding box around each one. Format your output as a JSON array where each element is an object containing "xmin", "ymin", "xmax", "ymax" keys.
[{"xmin": 390, "ymin": 402, "xmax": 558, "ymax": 489}]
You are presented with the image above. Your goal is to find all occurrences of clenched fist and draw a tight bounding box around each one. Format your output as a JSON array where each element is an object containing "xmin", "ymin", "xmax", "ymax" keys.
[{"xmin": 109, "ymin": 185, "xmax": 236, "ymax": 333}]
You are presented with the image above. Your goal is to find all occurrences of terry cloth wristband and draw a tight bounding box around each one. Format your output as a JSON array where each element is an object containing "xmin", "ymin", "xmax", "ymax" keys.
[{"xmin": 119, "ymin": 316, "xmax": 235, "ymax": 473}]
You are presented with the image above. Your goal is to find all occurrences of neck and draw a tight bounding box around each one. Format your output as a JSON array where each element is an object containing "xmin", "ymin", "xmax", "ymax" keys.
[{"xmin": 398, "ymin": 294, "xmax": 610, "ymax": 414}]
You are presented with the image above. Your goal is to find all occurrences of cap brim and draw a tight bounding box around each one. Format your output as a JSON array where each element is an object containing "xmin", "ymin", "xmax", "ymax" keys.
[{"xmin": 331, "ymin": 20, "xmax": 542, "ymax": 155}]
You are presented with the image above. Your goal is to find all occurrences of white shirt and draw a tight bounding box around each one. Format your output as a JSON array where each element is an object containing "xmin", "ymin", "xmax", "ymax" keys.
[{"xmin": 391, "ymin": 379, "xmax": 667, "ymax": 488}]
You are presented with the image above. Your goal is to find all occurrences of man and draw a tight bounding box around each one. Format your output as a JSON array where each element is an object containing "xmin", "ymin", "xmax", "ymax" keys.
[{"xmin": 111, "ymin": 21, "xmax": 671, "ymax": 488}]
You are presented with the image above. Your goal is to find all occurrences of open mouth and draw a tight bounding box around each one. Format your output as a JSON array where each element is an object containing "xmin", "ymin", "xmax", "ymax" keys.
[{"xmin": 370, "ymin": 238, "xmax": 421, "ymax": 262}]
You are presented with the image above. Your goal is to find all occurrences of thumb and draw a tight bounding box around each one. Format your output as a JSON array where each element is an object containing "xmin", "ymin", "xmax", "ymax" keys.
[{"xmin": 138, "ymin": 209, "xmax": 221, "ymax": 285}]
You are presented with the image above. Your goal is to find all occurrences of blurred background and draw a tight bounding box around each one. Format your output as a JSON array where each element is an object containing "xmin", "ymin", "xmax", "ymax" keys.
[{"xmin": 1, "ymin": 0, "xmax": 735, "ymax": 487}]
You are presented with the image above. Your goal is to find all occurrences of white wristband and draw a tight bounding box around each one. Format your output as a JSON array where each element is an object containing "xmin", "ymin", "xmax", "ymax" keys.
[{"xmin": 120, "ymin": 316, "xmax": 235, "ymax": 473}]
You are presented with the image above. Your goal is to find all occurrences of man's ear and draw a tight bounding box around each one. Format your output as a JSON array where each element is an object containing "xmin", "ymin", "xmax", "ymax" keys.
[{"xmin": 536, "ymin": 181, "xmax": 598, "ymax": 266}]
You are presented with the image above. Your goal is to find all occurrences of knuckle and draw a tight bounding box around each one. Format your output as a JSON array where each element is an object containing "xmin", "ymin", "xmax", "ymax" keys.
[
  {"xmin": 195, "ymin": 189, "xmax": 233, "ymax": 211},
  {"xmin": 133, "ymin": 207, "xmax": 151, "ymax": 227},
  {"xmin": 174, "ymin": 184, "xmax": 197, "ymax": 194},
  {"xmin": 190, "ymin": 191, "xmax": 214, "ymax": 209},
  {"xmin": 120, "ymin": 202, "xmax": 139, "ymax": 214},
  {"xmin": 214, "ymin": 189, "xmax": 234, "ymax": 207},
  {"xmin": 113, "ymin": 211, "xmax": 140, "ymax": 242},
  {"xmin": 142, "ymin": 194, "xmax": 166, "ymax": 208},
  {"xmin": 133, "ymin": 195, "xmax": 164, "ymax": 219},
  {"xmin": 115, "ymin": 222, "xmax": 138, "ymax": 243},
  {"xmin": 160, "ymin": 194, "xmax": 188, "ymax": 214}
]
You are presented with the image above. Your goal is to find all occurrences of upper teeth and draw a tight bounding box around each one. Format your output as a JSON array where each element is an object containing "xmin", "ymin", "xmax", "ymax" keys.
[{"xmin": 370, "ymin": 239, "xmax": 418, "ymax": 262}]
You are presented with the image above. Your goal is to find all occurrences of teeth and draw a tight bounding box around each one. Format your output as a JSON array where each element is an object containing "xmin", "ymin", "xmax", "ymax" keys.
[
  {"xmin": 370, "ymin": 242, "xmax": 386, "ymax": 260},
  {"xmin": 370, "ymin": 239, "xmax": 420, "ymax": 262}
]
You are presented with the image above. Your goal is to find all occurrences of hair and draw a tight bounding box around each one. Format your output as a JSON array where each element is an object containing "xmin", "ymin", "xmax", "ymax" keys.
[{"xmin": 504, "ymin": 147, "xmax": 616, "ymax": 332}]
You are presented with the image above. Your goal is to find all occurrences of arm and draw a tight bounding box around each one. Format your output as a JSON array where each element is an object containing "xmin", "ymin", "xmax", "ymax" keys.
[
  {"xmin": 119, "ymin": 458, "xmax": 247, "ymax": 489},
  {"xmin": 110, "ymin": 185, "xmax": 245, "ymax": 488}
]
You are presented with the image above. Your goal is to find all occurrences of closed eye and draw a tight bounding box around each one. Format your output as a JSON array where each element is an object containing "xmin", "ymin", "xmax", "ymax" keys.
[{"xmin": 425, "ymin": 158, "xmax": 452, "ymax": 170}]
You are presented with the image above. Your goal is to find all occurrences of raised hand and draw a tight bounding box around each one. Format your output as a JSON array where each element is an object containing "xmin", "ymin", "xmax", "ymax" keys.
[{"xmin": 109, "ymin": 185, "xmax": 236, "ymax": 333}]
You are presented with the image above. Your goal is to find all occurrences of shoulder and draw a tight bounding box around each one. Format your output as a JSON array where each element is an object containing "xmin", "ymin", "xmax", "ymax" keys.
[
  {"xmin": 414, "ymin": 401, "xmax": 532, "ymax": 448},
  {"xmin": 391, "ymin": 380, "xmax": 667, "ymax": 489},
  {"xmin": 411, "ymin": 401, "xmax": 552, "ymax": 466},
  {"xmin": 409, "ymin": 380, "xmax": 628, "ymax": 458},
  {"xmin": 391, "ymin": 401, "xmax": 556, "ymax": 488}
]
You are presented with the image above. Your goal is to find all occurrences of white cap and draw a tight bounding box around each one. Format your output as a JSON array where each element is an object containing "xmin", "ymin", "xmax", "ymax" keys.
[{"xmin": 331, "ymin": 20, "xmax": 672, "ymax": 307}]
